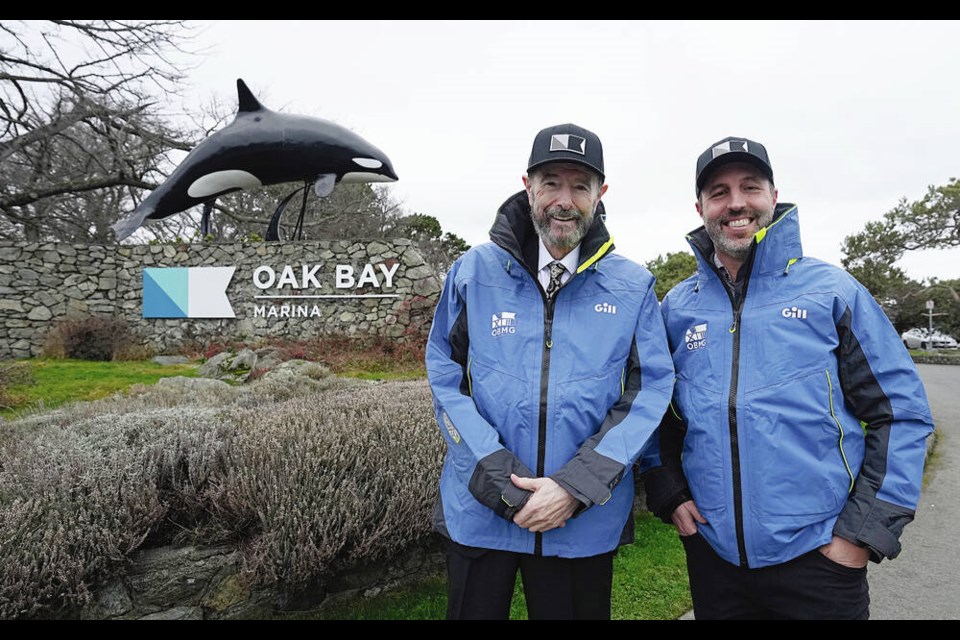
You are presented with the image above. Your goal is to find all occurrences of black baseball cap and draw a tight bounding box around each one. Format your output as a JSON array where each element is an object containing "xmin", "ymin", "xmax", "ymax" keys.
[
  {"xmin": 695, "ymin": 136, "xmax": 773, "ymax": 196},
  {"xmin": 527, "ymin": 123, "xmax": 604, "ymax": 181}
]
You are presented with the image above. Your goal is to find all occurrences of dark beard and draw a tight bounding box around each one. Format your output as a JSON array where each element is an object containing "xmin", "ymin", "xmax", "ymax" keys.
[{"xmin": 705, "ymin": 207, "xmax": 774, "ymax": 260}]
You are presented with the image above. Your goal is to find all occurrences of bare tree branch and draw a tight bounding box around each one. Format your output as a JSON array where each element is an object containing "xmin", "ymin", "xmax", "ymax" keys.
[
  {"xmin": 1, "ymin": 173, "xmax": 155, "ymax": 210},
  {"xmin": 0, "ymin": 20, "xmax": 200, "ymax": 242}
]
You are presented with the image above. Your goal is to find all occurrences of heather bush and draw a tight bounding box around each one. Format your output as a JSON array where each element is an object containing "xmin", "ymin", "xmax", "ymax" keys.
[
  {"xmin": 0, "ymin": 407, "xmax": 226, "ymax": 618},
  {"xmin": 220, "ymin": 380, "xmax": 442, "ymax": 588},
  {"xmin": 0, "ymin": 373, "xmax": 443, "ymax": 619}
]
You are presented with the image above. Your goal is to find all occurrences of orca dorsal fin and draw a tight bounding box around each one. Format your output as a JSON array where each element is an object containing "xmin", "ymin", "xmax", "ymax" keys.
[{"xmin": 237, "ymin": 78, "xmax": 266, "ymax": 113}]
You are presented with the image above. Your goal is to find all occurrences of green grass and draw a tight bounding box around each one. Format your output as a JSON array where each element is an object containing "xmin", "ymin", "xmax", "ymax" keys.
[
  {"xmin": 281, "ymin": 512, "xmax": 691, "ymax": 620},
  {"xmin": 910, "ymin": 349, "xmax": 960, "ymax": 359},
  {"xmin": 275, "ymin": 574, "xmax": 449, "ymax": 620},
  {"xmin": 0, "ymin": 358, "xmax": 199, "ymax": 419},
  {"xmin": 611, "ymin": 512, "xmax": 692, "ymax": 619}
]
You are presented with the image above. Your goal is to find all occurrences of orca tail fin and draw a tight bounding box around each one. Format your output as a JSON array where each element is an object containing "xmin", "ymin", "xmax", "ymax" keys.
[{"xmin": 112, "ymin": 203, "xmax": 155, "ymax": 241}]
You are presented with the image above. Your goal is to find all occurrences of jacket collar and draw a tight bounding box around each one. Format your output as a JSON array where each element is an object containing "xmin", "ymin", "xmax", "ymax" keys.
[
  {"xmin": 488, "ymin": 190, "xmax": 615, "ymax": 276},
  {"xmin": 686, "ymin": 202, "xmax": 802, "ymax": 282}
]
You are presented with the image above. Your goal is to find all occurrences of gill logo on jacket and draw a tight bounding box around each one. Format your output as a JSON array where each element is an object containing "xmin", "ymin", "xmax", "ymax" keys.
[
  {"xmin": 491, "ymin": 311, "xmax": 517, "ymax": 337},
  {"xmin": 782, "ymin": 306, "xmax": 808, "ymax": 319},
  {"xmin": 685, "ymin": 322, "xmax": 707, "ymax": 351}
]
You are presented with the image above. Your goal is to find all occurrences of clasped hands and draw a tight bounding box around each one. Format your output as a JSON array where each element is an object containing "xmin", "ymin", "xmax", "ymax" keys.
[{"xmin": 510, "ymin": 473, "xmax": 579, "ymax": 533}]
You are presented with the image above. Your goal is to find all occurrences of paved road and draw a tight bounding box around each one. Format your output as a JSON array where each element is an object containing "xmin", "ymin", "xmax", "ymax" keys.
[
  {"xmin": 868, "ymin": 363, "xmax": 959, "ymax": 620},
  {"xmin": 680, "ymin": 362, "xmax": 959, "ymax": 620}
]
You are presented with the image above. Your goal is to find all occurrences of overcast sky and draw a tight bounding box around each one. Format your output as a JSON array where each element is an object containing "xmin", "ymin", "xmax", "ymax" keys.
[{"xmin": 176, "ymin": 20, "xmax": 960, "ymax": 281}]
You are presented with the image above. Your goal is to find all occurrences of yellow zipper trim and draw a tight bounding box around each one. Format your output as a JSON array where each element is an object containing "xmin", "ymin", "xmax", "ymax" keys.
[
  {"xmin": 620, "ymin": 366, "xmax": 626, "ymax": 395},
  {"xmin": 576, "ymin": 237, "xmax": 615, "ymax": 274},
  {"xmin": 668, "ymin": 397, "xmax": 682, "ymax": 421},
  {"xmin": 825, "ymin": 370, "xmax": 855, "ymax": 492},
  {"xmin": 754, "ymin": 204, "xmax": 798, "ymax": 244},
  {"xmin": 466, "ymin": 356, "xmax": 473, "ymax": 397}
]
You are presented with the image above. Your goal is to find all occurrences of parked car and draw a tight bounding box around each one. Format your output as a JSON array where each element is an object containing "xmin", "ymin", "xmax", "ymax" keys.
[
  {"xmin": 930, "ymin": 330, "xmax": 959, "ymax": 349},
  {"xmin": 901, "ymin": 327, "xmax": 958, "ymax": 350}
]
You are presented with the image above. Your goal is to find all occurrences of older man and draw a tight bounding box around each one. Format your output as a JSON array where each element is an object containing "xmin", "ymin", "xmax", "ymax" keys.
[{"xmin": 426, "ymin": 123, "xmax": 674, "ymax": 619}]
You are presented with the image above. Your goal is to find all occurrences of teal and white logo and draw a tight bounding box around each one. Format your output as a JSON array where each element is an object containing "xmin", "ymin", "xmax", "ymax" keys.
[{"xmin": 143, "ymin": 267, "xmax": 236, "ymax": 318}]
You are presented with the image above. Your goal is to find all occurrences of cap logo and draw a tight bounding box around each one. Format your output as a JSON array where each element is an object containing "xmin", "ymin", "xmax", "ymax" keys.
[
  {"xmin": 549, "ymin": 134, "xmax": 586, "ymax": 155},
  {"xmin": 712, "ymin": 139, "xmax": 748, "ymax": 158}
]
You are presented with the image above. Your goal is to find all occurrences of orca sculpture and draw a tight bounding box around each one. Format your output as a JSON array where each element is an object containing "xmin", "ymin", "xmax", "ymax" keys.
[{"xmin": 112, "ymin": 78, "xmax": 399, "ymax": 241}]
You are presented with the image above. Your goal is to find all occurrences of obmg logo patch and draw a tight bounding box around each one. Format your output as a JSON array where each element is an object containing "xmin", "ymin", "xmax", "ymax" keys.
[
  {"xmin": 143, "ymin": 267, "xmax": 236, "ymax": 318},
  {"xmin": 491, "ymin": 311, "xmax": 517, "ymax": 337},
  {"xmin": 684, "ymin": 323, "xmax": 707, "ymax": 351}
]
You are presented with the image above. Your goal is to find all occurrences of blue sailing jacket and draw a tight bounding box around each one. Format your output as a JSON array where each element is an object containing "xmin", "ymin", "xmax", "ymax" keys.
[
  {"xmin": 426, "ymin": 191, "xmax": 674, "ymax": 557},
  {"xmin": 643, "ymin": 203, "xmax": 934, "ymax": 568}
]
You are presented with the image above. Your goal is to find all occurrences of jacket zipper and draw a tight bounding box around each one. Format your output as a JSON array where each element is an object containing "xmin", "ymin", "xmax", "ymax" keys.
[
  {"xmin": 535, "ymin": 287, "xmax": 555, "ymax": 556},
  {"xmin": 709, "ymin": 253, "xmax": 753, "ymax": 569},
  {"xmin": 727, "ymin": 290, "xmax": 748, "ymax": 567}
]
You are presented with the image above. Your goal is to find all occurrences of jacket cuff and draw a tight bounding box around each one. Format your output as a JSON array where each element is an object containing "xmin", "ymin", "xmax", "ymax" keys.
[
  {"xmin": 468, "ymin": 449, "xmax": 535, "ymax": 521},
  {"xmin": 834, "ymin": 484, "xmax": 916, "ymax": 562},
  {"xmin": 641, "ymin": 465, "xmax": 691, "ymax": 523},
  {"xmin": 653, "ymin": 490, "xmax": 693, "ymax": 525},
  {"xmin": 499, "ymin": 482, "xmax": 532, "ymax": 520},
  {"xmin": 551, "ymin": 447, "xmax": 625, "ymax": 514}
]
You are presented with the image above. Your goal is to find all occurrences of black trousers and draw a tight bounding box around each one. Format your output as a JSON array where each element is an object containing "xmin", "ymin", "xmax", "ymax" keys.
[
  {"xmin": 681, "ymin": 532, "xmax": 870, "ymax": 620},
  {"xmin": 443, "ymin": 538, "xmax": 615, "ymax": 620}
]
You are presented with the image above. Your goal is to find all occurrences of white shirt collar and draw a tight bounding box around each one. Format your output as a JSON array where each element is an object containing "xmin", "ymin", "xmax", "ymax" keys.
[{"xmin": 538, "ymin": 237, "xmax": 580, "ymax": 276}]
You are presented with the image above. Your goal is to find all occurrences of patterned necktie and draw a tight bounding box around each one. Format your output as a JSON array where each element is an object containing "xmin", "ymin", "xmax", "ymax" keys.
[{"xmin": 545, "ymin": 261, "xmax": 566, "ymax": 300}]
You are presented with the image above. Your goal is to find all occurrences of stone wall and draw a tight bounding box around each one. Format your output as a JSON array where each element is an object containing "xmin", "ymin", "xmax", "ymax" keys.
[
  {"xmin": 79, "ymin": 542, "xmax": 446, "ymax": 620},
  {"xmin": 0, "ymin": 239, "xmax": 441, "ymax": 359},
  {"xmin": 77, "ymin": 496, "xmax": 657, "ymax": 620}
]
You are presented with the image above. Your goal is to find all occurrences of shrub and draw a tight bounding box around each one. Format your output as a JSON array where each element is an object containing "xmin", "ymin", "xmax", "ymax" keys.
[
  {"xmin": 220, "ymin": 380, "xmax": 442, "ymax": 590},
  {"xmin": 0, "ymin": 373, "xmax": 443, "ymax": 619},
  {"xmin": 187, "ymin": 334, "xmax": 427, "ymax": 377},
  {"xmin": 43, "ymin": 316, "xmax": 137, "ymax": 361},
  {"xmin": 0, "ymin": 361, "xmax": 34, "ymax": 410},
  {"xmin": 0, "ymin": 362, "xmax": 33, "ymax": 387}
]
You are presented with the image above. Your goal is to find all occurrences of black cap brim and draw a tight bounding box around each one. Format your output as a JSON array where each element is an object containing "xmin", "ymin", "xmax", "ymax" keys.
[
  {"xmin": 696, "ymin": 153, "xmax": 774, "ymax": 195},
  {"xmin": 527, "ymin": 158, "xmax": 605, "ymax": 182}
]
